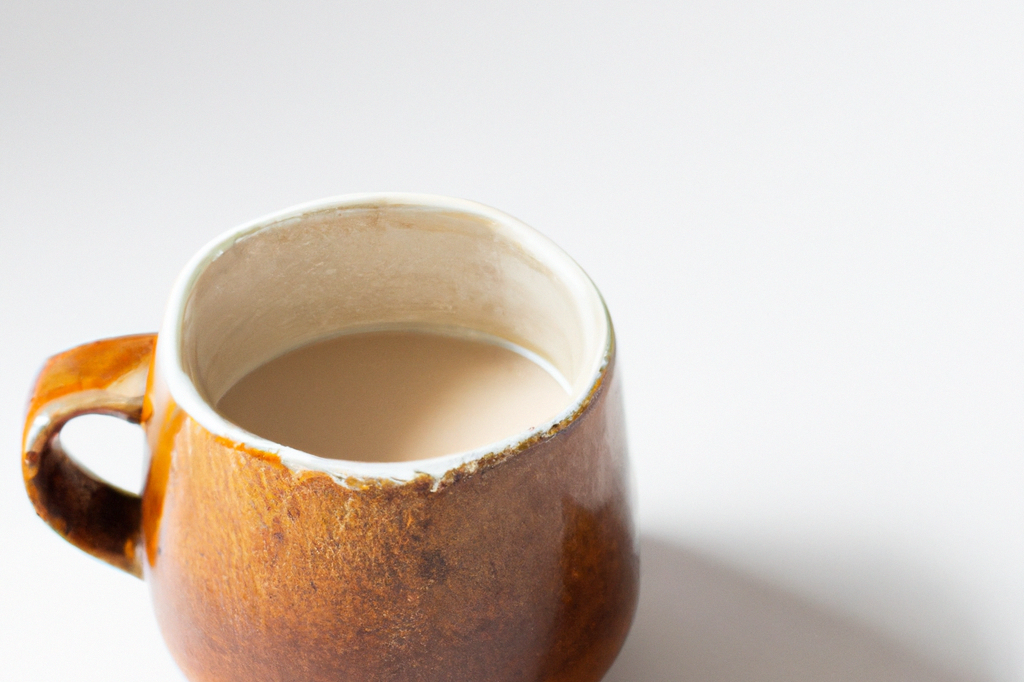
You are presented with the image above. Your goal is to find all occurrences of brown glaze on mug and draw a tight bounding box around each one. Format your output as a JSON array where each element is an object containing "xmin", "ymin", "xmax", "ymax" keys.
[
  {"xmin": 144, "ymin": 348, "xmax": 635, "ymax": 682},
  {"xmin": 20, "ymin": 194, "xmax": 639, "ymax": 682}
]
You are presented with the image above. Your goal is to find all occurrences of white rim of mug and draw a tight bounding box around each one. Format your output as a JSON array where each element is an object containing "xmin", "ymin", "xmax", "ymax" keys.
[{"xmin": 156, "ymin": 193, "xmax": 612, "ymax": 485}]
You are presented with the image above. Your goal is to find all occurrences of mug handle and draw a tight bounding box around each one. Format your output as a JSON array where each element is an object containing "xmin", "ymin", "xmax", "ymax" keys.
[{"xmin": 21, "ymin": 334, "xmax": 157, "ymax": 579}]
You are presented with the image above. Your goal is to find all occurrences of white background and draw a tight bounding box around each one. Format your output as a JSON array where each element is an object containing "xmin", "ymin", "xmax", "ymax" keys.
[{"xmin": 2, "ymin": 2, "xmax": 1022, "ymax": 680}]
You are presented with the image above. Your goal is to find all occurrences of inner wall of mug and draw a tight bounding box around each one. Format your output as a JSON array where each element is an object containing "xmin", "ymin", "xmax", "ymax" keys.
[{"xmin": 178, "ymin": 199, "xmax": 609, "ymax": 430}]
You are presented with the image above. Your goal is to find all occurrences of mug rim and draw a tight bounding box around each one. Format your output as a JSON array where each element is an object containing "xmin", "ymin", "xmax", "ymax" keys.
[{"xmin": 155, "ymin": 193, "xmax": 613, "ymax": 485}]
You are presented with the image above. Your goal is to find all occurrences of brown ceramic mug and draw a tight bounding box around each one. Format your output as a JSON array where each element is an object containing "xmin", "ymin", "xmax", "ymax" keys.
[{"xmin": 21, "ymin": 194, "xmax": 638, "ymax": 682}]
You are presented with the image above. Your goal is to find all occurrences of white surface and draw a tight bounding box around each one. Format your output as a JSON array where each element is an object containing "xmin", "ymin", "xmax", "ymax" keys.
[{"xmin": 1, "ymin": 1, "xmax": 1021, "ymax": 681}]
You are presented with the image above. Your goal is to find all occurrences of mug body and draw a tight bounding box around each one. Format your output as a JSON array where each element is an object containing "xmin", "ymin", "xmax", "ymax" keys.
[{"xmin": 30, "ymin": 194, "xmax": 638, "ymax": 682}]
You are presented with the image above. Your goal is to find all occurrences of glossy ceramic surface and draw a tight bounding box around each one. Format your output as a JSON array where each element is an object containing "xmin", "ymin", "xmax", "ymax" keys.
[{"xmin": 21, "ymin": 195, "xmax": 638, "ymax": 682}]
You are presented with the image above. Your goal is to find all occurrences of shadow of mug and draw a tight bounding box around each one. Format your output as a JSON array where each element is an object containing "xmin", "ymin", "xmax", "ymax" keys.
[{"xmin": 604, "ymin": 536, "xmax": 982, "ymax": 682}]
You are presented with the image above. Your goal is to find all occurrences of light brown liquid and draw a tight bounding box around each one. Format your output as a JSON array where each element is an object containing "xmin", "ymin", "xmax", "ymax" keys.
[{"xmin": 216, "ymin": 330, "xmax": 571, "ymax": 463}]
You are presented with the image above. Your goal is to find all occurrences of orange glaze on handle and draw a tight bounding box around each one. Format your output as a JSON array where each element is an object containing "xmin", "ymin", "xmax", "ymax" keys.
[{"xmin": 21, "ymin": 334, "xmax": 156, "ymax": 577}]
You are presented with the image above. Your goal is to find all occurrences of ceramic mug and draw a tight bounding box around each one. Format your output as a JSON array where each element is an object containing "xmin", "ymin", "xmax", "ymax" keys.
[{"xmin": 21, "ymin": 194, "xmax": 638, "ymax": 682}]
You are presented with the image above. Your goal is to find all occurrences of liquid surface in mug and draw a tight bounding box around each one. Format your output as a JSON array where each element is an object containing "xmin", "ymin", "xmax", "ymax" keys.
[{"xmin": 216, "ymin": 330, "xmax": 571, "ymax": 463}]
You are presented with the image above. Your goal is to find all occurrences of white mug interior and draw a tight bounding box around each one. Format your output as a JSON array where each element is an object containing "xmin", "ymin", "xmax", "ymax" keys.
[{"xmin": 157, "ymin": 194, "xmax": 611, "ymax": 483}]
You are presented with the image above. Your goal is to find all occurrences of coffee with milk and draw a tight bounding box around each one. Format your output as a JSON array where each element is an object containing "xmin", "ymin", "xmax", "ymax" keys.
[{"xmin": 216, "ymin": 329, "xmax": 571, "ymax": 463}]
